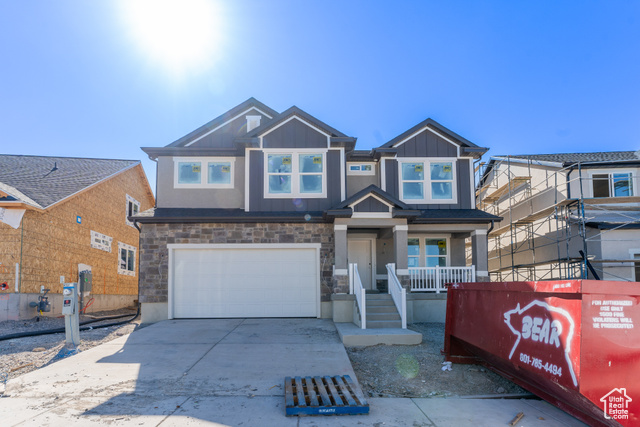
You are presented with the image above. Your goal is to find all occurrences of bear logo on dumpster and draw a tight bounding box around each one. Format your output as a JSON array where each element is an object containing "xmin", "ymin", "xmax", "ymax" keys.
[{"xmin": 503, "ymin": 300, "xmax": 578, "ymax": 387}]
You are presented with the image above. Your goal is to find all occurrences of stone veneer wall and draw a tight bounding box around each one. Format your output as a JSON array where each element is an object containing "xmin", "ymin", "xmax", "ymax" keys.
[{"xmin": 139, "ymin": 222, "xmax": 339, "ymax": 304}]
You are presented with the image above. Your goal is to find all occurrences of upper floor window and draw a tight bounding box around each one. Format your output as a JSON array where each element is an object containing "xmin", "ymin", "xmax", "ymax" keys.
[
  {"xmin": 265, "ymin": 151, "xmax": 326, "ymax": 198},
  {"xmin": 347, "ymin": 162, "xmax": 375, "ymax": 176},
  {"xmin": 592, "ymin": 172, "xmax": 634, "ymax": 198},
  {"xmin": 398, "ymin": 158, "xmax": 457, "ymax": 203},
  {"xmin": 125, "ymin": 194, "xmax": 140, "ymax": 227},
  {"xmin": 174, "ymin": 157, "xmax": 234, "ymax": 189}
]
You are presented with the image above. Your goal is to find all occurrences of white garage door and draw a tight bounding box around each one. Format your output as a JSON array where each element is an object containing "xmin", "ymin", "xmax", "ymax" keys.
[{"xmin": 170, "ymin": 245, "xmax": 319, "ymax": 318}]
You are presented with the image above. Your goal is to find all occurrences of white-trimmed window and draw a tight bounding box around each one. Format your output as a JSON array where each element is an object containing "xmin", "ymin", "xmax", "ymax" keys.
[
  {"xmin": 173, "ymin": 157, "xmax": 235, "ymax": 189},
  {"xmin": 265, "ymin": 151, "xmax": 326, "ymax": 198},
  {"xmin": 91, "ymin": 230, "xmax": 112, "ymax": 252},
  {"xmin": 118, "ymin": 242, "xmax": 136, "ymax": 276},
  {"xmin": 398, "ymin": 158, "xmax": 457, "ymax": 203},
  {"xmin": 591, "ymin": 171, "xmax": 634, "ymax": 198},
  {"xmin": 347, "ymin": 162, "xmax": 376, "ymax": 176},
  {"xmin": 126, "ymin": 194, "xmax": 140, "ymax": 227},
  {"xmin": 408, "ymin": 236, "xmax": 449, "ymax": 268}
]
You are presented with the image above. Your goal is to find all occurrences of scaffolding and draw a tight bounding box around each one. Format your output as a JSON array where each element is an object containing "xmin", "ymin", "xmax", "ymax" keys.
[{"xmin": 476, "ymin": 155, "xmax": 640, "ymax": 282}]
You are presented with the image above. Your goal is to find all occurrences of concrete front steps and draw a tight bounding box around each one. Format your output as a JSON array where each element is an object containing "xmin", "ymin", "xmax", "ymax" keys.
[
  {"xmin": 336, "ymin": 294, "xmax": 422, "ymax": 346},
  {"xmin": 365, "ymin": 294, "xmax": 402, "ymax": 328}
]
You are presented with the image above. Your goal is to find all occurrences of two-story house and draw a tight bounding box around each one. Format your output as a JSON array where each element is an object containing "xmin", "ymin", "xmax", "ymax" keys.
[
  {"xmin": 135, "ymin": 98, "xmax": 499, "ymax": 327},
  {"xmin": 0, "ymin": 155, "xmax": 155, "ymax": 320},
  {"xmin": 477, "ymin": 152, "xmax": 640, "ymax": 282}
]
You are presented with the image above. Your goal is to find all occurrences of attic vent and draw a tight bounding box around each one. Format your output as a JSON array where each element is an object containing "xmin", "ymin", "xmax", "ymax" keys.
[{"xmin": 246, "ymin": 115, "xmax": 261, "ymax": 132}]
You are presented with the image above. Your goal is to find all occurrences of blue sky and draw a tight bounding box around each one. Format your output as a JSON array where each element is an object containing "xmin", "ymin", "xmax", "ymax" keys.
[{"xmin": 1, "ymin": 1, "xmax": 639, "ymax": 191}]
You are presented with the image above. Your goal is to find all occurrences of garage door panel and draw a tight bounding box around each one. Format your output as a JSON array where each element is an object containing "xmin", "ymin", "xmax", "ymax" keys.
[{"xmin": 172, "ymin": 246, "xmax": 318, "ymax": 318}]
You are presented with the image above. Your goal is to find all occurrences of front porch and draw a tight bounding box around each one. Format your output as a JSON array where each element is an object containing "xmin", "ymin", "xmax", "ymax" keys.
[{"xmin": 331, "ymin": 218, "xmax": 490, "ymax": 338}]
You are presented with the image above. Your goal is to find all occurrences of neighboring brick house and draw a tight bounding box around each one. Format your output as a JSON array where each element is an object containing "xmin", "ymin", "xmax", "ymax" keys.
[
  {"xmin": 0, "ymin": 155, "xmax": 155, "ymax": 320},
  {"xmin": 135, "ymin": 98, "xmax": 499, "ymax": 326}
]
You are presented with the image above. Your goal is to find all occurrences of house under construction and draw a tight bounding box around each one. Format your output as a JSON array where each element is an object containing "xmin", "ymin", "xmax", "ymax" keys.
[{"xmin": 476, "ymin": 151, "xmax": 640, "ymax": 282}]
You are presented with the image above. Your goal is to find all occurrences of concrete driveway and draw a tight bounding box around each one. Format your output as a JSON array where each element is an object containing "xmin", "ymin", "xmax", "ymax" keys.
[{"xmin": 1, "ymin": 318, "xmax": 586, "ymax": 426}]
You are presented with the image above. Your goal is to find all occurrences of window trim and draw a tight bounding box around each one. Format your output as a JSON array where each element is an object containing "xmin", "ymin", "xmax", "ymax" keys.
[
  {"xmin": 408, "ymin": 235, "xmax": 450, "ymax": 268},
  {"xmin": 263, "ymin": 149, "xmax": 327, "ymax": 198},
  {"xmin": 125, "ymin": 194, "xmax": 140, "ymax": 227},
  {"xmin": 629, "ymin": 249, "xmax": 640, "ymax": 281},
  {"xmin": 173, "ymin": 156, "xmax": 235, "ymax": 189},
  {"xmin": 117, "ymin": 242, "xmax": 136, "ymax": 276},
  {"xmin": 398, "ymin": 158, "xmax": 458, "ymax": 204},
  {"xmin": 90, "ymin": 230, "xmax": 112, "ymax": 252},
  {"xmin": 347, "ymin": 162, "xmax": 376, "ymax": 176},
  {"xmin": 589, "ymin": 170, "xmax": 634, "ymax": 198}
]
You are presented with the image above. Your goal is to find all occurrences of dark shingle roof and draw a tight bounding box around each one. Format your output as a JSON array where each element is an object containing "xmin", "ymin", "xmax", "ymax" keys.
[
  {"xmin": 499, "ymin": 151, "xmax": 640, "ymax": 165},
  {"xmin": 413, "ymin": 209, "xmax": 501, "ymax": 223},
  {"xmin": 0, "ymin": 155, "xmax": 139, "ymax": 208}
]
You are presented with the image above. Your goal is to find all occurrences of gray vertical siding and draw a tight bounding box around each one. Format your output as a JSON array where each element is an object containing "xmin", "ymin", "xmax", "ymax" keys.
[
  {"xmin": 353, "ymin": 196, "xmax": 390, "ymax": 213},
  {"xmin": 262, "ymin": 119, "xmax": 328, "ymax": 149},
  {"xmin": 385, "ymin": 158, "xmax": 472, "ymax": 210},
  {"xmin": 385, "ymin": 159, "xmax": 398, "ymax": 199},
  {"xmin": 395, "ymin": 128, "xmax": 458, "ymax": 158},
  {"xmin": 249, "ymin": 149, "xmax": 342, "ymax": 212}
]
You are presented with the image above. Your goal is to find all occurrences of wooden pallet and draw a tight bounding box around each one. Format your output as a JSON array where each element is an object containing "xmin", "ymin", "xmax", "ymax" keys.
[{"xmin": 284, "ymin": 375, "xmax": 369, "ymax": 416}]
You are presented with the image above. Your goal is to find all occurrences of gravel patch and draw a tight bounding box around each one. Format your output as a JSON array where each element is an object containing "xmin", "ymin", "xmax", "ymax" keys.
[
  {"xmin": 0, "ymin": 308, "xmax": 144, "ymax": 384},
  {"xmin": 346, "ymin": 323, "xmax": 527, "ymax": 398}
]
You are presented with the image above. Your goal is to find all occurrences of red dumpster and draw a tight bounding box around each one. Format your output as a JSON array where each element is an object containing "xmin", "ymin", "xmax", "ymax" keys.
[{"xmin": 444, "ymin": 280, "xmax": 639, "ymax": 427}]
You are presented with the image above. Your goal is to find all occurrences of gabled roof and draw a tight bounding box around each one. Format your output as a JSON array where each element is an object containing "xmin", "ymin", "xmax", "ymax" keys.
[
  {"xmin": 379, "ymin": 118, "xmax": 487, "ymax": 157},
  {"xmin": 0, "ymin": 155, "xmax": 140, "ymax": 209},
  {"xmin": 326, "ymin": 185, "xmax": 422, "ymax": 219},
  {"xmin": 246, "ymin": 106, "xmax": 352, "ymax": 140},
  {"xmin": 165, "ymin": 97, "xmax": 279, "ymax": 148},
  {"xmin": 334, "ymin": 185, "xmax": 410, "ymax": 210},
  {"xmin": 498, "ymin": 151, "xmax": 640, "ymax": 166}
]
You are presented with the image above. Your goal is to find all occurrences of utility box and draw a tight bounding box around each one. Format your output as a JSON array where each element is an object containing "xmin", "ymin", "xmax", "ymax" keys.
[
  {"xmin": 444, "ymin": 280, "xmax": 639, "ymax": 427},
  {"xmin": 79, "ymin": 270, "xmax": 92, "ymax": 294}
]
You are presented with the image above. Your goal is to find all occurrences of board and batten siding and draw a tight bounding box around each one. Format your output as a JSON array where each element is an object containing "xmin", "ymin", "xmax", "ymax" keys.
[
  {"xmin": 384, "ymin": 158, "xmax": 473, "ymax": 209},
  {"xmin": 249, "ymin": 150, "xmax": 342, "ymax": 211},
  {"xmin": 394, "ymin": 129, "xmax": 458, "ymax": 157},
  {"xmin": 262, "ymin": 118, "xmax": 328, "ymax": 149},
  {"xmin": 353, "ymin": 196, "xmax": 390, "ymax": 213}
]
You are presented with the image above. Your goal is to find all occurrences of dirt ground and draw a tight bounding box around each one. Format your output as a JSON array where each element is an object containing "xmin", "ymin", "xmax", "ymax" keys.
[
  {"xmin": 346, "ymin": 323, "xmax": 528, "ymax": 398},
  {"xmin": 0, "ymin": 308, "xmax": 143, "ymax": 383}
]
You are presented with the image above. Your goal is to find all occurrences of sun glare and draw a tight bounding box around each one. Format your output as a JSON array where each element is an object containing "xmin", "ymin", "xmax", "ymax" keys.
[{"xmin": 122, "ymin": 0, "xmax": 222, "ymax": 74}]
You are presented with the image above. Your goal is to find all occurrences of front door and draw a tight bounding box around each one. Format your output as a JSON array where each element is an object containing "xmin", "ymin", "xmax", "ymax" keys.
[{"xmin": 348, "ymin": 239, "xmax": 374, "ymax": 290}]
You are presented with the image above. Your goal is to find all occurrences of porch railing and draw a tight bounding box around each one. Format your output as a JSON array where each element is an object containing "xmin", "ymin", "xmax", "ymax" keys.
[
  {"xmin": 348, "ymin": 263, "xmax": 366, "ymax": 329},
  {"xmin": 409, "ymin": 266, "xmax": 476, "ymax": 293},
  {"xmin": 386, "ymin": 263, "xmax": 407, "ymax": 329}
]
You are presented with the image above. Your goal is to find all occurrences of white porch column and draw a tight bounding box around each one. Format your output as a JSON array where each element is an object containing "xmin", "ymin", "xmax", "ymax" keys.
[
  {"xmin": 334, "ymin": 224, "xmax": 348, "ymax": 275},
  {"xmin": 471, "ymin": 229, "xmax": 489, "ymax": 281},
  {"xmin": 392, "ymin": 225, "xmax": 411, "ymax": 291}
]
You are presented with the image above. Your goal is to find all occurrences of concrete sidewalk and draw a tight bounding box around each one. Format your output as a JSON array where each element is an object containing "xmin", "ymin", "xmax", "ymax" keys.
[{"xmin": 0, "ymin": 318, "xmax": 586, "ymax": 426}]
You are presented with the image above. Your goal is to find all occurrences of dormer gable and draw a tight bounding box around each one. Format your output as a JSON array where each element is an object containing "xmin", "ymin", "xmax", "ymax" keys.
[
  {"xmin": 326, "ymin": 185, "xmax": 421, "ymax": 219},
  {"xmin": 240, "ymin": 106, "xmax": 356, "ymax": 151},
  {"xmin": 165, "ymin": 97, "xmax": 278, "ymax": 149},
  {"xmin": 378, "ymin": 118, "xmax": 488, "ymax": 159}
]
